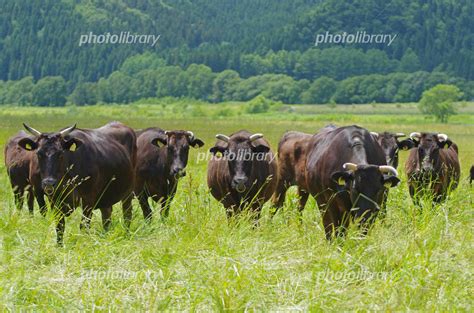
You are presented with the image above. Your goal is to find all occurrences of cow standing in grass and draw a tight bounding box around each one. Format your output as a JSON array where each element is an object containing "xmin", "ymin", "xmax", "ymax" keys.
[
  {"xmin": 207, "ymin": 130, "xmax": 278, "ymax": 218},
  {"xmin": 18, "ymin": 122, "xmax": 137, "ymax": 244},
  {"xmin": 4, "ymin": 131, "xmax": 46, "ymax": 215},
  {"xmin": 134, "ymin": 128, "xmax": 204, "ymax": 220},
  {"xmin": 272, "ymin": 125, "xmax": 336, "ymax": 212},
  {"xmin": 305, "ymin": 125, "xmax": 400, "ymax": 239},
  {"xmin": 370, "ymin": 132, "xmax": 414, "ymax": 168},
  {"xmin": 405, "ymin": 132, "xmax": 460, "ymax": 204}
]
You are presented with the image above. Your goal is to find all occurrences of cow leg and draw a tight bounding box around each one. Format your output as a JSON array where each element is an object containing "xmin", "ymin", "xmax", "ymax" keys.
[
  {"xmin": 13, "ymin": 187, "xmax": 24, "ymax": 211},
  {"xmin": 122, "ymin": 195, "xmax": 133, "ymax": 229},
  {"xmin": 138, "ymin": 192, "xmax": 152, "ymax": 221},
  {"xmin": 80, "ymin": 206, "xmax": 93, "ymax": 230},
  {"xmin": 100, "ymin": 206, "xmax": 112, "ymax": 231},
  {"xmin": 297, "ymin": 188, "xmax": 309, "ymax": 213},
  {"xmin": 56, "ymin": 213, "xmax": 66, "ymax": 246},
  {"xmin": 35, "ymin": 190, "xmax": 47, "ymax": 217},
  {"xmin": 159, "ymin": 197, "xmax": 172, "ymax": 219},
  {"xmin": 27, "ymin": 188, "xmax": 34, "ymax": 215},
  {"xmin": 272, "ymin": 179, "xmax": 289, "ymax": 210}
]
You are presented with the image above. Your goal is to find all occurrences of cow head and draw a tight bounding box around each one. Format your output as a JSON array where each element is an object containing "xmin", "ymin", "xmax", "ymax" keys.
[
  {"xmin": 331, "ymin": 163, "xmax": 400, "ymax": 223},
  {"xmin": 409, "ymin": 132, "xmax": 452, "ymax": 175},
  {"xmin": 151, "ymin": 130, "xmax": 204, "ymax": 179},
  {"xmin": 370, "ymin": 132, "xmax": 414, "ymax": 168},
  {"xmin": 210, "ymin": 132, "xmax": 270, "ymax": 193},
  {"xmin": 17, "ymin": 124, "xmax": 82, "ymax": 196}
]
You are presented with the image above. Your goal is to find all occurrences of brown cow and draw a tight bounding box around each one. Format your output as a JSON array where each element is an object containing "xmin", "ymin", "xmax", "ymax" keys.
[
  {"xmin": 18, "ymin": 122, "xmax": 137, "ymax": 244},
  {"xmin": 207, "ymin": 130, "xmax": 278, "ymax": 218},
  {"xmin": 134, "ymin": 128, "xmax": 204, "ymax": 219},
  {"xmin": 4, "ymin": 131, "xmax": 46, "ymax": 215},
  {"xmin": 405, "ymin": 132, "xmax": 460, "ymax": 204},
  {"xmin": 305, "ymin": 125, "xmax": 400, "ymax": 239},
  {"xmin": 370, "ymin": 132, "xmax": 414, "ymax": 168},
  {"xmin": 272, "ymin": 125, "xmax": 336, "ymax": 212}
]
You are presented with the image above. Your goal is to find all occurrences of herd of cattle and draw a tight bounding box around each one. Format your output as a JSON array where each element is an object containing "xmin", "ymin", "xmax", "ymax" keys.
[{"xmin": 3, "ymin": 122, "xmax": 471, "ymax": 244}]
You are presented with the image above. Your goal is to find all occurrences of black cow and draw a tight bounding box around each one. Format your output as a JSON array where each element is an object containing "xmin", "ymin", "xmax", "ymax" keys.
[
  {"xmin": 18, "ymin": 122, "xmax": 137, "ymax": 244},
  {"xmin": 134, "ymin": 128, "xmax": 204, "ymax": 219},
  {"xmin": 207, "ymin": 130, "xmax": 278, "ymax": 218},
  {"xmin": 305, "ymin": 125, "xmax": 400, "ymax": 239},
  {"xmin": 370, "ymin": 132, "xmax": 414, "ymax": 168}
]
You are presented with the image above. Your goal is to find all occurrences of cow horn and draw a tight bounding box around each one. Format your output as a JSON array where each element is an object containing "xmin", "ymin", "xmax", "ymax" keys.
[
  {"xmin": 249, "ymin": 133, "xmax": 263, "ymax": 142},
  {"xmin": 437, "ymin": 133, "xmax": 448, "ymax": 141},
  {"xmin": 395, "ymin": 133, "xmax": 405, "ymax": 138},
  {"xmin": 343, "ymin": 163, "xmax": 358, "ymax": 171},
  {"xmin": 370, "ymin": 132, "xmax": 379, "ymax": 137},
  {"xmin": 379, "ymin": 165, "xmax": 398, "ymax": 177},
  {"xmin": 216, "ymin": 134, "xmax": 230, "ymax": 142},
  {"xmin": 186, "ymin": 131, "xmax": 194, "ymax": 139},
  {"xmin": 409, "ymin": 132, "xmax": 421, "ymax": 139},
  {"xmin": 23, "ymin": 123, "xmax": 42, "ymax": 137},
  {"xmin": 59, "ymin": 124, "xmax": 76, "ymax": 137}
]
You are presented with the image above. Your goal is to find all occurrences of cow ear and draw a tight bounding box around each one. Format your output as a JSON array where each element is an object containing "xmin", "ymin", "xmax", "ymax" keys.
[
  {"xmin": 252, "ymin": 144, "xmax": 270, "ymax": 154},
  {"xmin": 210, "ymin": 145, "xmax": 226, "ymax": 155},
  {"xmin": 18, "ymin": 138, "xmax": 38, "ymax": 151},
  {"xmin": 190, "ymin": 138, "xmax": 205, "ymax": 148},
  {"xmin": 383, "ymin": 175, "xmax": 400, "ymax": 188},
  {"xmin": 64, "ymin": 138, "xmax": 83, "ymax": 152},
  {"xmin": 151, "ymin": 137, "xmax": 167, "ymax": 148},
  {"xmin": 438, "ymin": 139, "xmax": 452, "ymax": 149},
  {"xmin": 398, "ymin": 139, "xmax": 415, "ymax": 151},
  {"xmin": 331, "ymin": 171, "xmax": 353, "ymax": 186}
]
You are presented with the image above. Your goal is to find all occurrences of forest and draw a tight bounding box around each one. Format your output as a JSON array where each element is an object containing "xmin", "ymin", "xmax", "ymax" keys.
[{"xmin": 0, "ymin": 0, "xmax": 473, "ymax": 105}]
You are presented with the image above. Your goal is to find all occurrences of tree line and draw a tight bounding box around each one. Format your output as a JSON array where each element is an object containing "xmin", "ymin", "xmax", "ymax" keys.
[
  {"xmin": 0, "ymin": 0, "xmax": 473, "ymax": 86},
  {"xmin": 1, "ymin": 62, "xmax": 472, "ymax": 106}
]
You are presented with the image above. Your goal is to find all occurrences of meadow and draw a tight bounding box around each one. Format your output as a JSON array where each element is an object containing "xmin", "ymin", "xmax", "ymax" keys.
[{"xmin": 0, "ymin": 102, "xmax": 473, "ymax": 310}]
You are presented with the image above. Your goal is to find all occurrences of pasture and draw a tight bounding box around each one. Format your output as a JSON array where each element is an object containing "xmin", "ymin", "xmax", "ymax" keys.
[{"xmin": 0, "ymin": 102, "xmax": 473, "ymax": 310}]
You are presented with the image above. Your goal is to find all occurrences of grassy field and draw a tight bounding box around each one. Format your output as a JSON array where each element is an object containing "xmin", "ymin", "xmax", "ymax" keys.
[{"xmin": 0, "ymin": 102, "xmax": 473, "ymax": 310}]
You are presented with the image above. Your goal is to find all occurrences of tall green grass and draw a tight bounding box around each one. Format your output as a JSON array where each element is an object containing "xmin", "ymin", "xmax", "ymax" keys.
[{"xmin": 0, "ymin": 104, "xmax": 472, "ymax": 310}]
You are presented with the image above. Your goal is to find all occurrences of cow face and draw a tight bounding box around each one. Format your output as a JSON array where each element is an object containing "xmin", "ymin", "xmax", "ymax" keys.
[
  {"xmin": 332, "ymin": 163, "xmax": 400, "ymax": 223},
  {"xmin": 372, "ymin": 132, "xmax": 414, "ymax": 168},
  {"xmin": 17, "ymin": 124, "xmax": 82, "ymax": 196},
  {"xmin": 410, "ymin": 132, "xmax": 452, "ymax": 175},
  {"xmin": 210, "ymin": 133, "xmax": 270, "ymax": 193},
  {"xmin": 151, "ymin": 130, "xmax": 204, "ymax": 179}
]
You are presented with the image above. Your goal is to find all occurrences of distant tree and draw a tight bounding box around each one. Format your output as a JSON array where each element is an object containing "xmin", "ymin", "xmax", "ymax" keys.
[
  {"xmin": 97, "ymin": 72, "xmax": 132, "ymax": 103},
  {"xmin": 155, "ymin": 66, "xmax": 187, "ymax": 98},
  {"xmin": 184, "ymin": 64, "xmax": 215, "ymax": 100},
  {"xmin": 120, "ymin": 52, "xmax": 167, "ymax": 76},
  {"xmin": 212, "ymin": 70, "xmax": 241, "ymax": 102},
  {"xmin": 69, "ymin": 82, "xmax": 98, "ymax": 105},
  {"xmin": 32, "ymin": 76, "xmax": 67, "ymax": 106},
  {"xmin": 398, "ymin": 49, "xmax": 421, "ymax": 72},
  {"xmin": 3, "ymin": 76, "xmax": 34, "ymax": 105},
  {"xmin": 261, "ymin": 75, "xmax": 301, "ymax": 104},
  {"xmin": 419, "ymin": 84, "xmax": 463, "ymax": 123},
  {"xmin": 301, "ymin": 76, "xmax": 337, "ymax": 104}
]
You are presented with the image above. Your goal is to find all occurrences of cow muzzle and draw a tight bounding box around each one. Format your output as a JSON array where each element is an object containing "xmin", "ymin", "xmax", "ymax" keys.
[
  {"xmin": 172, "ymin": 168, "xmax": 186, "ymax": 179},
  {"xmin": 42, "ymin": 178, "xmax": 57, "ymax": 196},
  {"xmin": 232, "ymin": 177, "xmax": 248, "ymax": 193}
]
